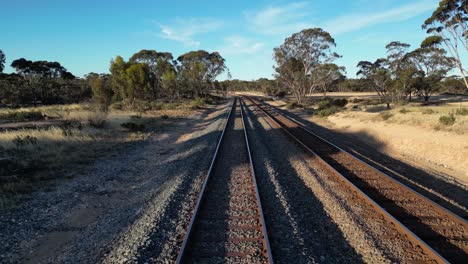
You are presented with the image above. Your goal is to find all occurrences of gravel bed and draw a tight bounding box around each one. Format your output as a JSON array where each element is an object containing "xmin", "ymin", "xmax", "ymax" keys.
[
  {"xmin": 181, "ymin": 101, "xmax": 268, "ymax": 263},
  {"xmin": 269, "ymin": 102, "xmax": 468, "ymax": 218},
  {"xmin": 0, "ymin": 102, "xmax": 231, "ymax": 263},
  {"xmin": 242, "ymin": 99, "xmax": 440, "ymax": 263},
  {"xmin": 258, "ymin": 102, "xmax": 467, "ymax": 262}
]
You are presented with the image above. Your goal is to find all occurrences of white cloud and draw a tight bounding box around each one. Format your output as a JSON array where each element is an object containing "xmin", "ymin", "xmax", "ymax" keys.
[
  {"xmin": 246, "ymin": 2, "xmax": 312, "ymax": 36},
  {"xmin": 323, "ymin": 1, "xmax": 437, "ymax": 35},
  {"xmin": 158, "ymin": 18, "xmax": 223, "ymax": 46},
  {"xmin": 218, "ymin": 36, "xmax": 264, "ymax": 55}
]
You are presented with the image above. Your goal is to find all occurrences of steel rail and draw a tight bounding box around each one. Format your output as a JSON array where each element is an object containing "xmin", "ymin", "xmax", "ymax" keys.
[
  {"xmin": 240, "ymin": 98, "xmax": 274, "ymax": 263},
  {"xmin": 245, "ymin": 96, "xmax": 450, "ymax": 263},
  {"xmin": 260, "ymin": 99, "xmax": 467, "ymax": 224},
  {"xmin": 176, "ymin": 99, "xmax": 236, "ymax": 263},
  {"xmin": 177, "ymin": 98, "xmax": 273, "ymax": 263}
]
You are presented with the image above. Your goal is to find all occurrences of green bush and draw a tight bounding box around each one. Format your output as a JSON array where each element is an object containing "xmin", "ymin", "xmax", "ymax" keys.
[
  {"xmin": 286, "ymin": 102, "xmax": 301, "ymax": 109},
  {"xmin": 0, "ymin": 111, "xmax": 44, "ymax": 122},
  {"xmin": 455, "ymin": 108, "xmax": 468, "ymax": 116},
  {"xmin": 315, "ymin": 106, "xmax": 340, "ymax": 117},
  {"xmin": 191, "ymin": 98, "xmax": 206, "ymax": 109},
  {"xmin": 120, "ymin": 122, "xmax": 145, "ymax": 131},
  {"xmin": 317, "ymin": 98, "xmax": 347, "ymax": 110},
  {"xmin": 439, "ymin": 114, "xmax": 456, "ymax": 126},
  {"xmin": 379, "ymin": 111, "xmax": 393, "ymax": 120}
]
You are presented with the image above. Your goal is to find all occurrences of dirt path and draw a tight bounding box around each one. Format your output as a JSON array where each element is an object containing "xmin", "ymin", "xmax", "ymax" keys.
[{"xmin": 0, "ymin": 102, "xmax": 231, "ymax": 263}]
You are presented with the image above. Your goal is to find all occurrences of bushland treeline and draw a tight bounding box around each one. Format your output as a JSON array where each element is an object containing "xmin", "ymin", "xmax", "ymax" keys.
[
  {"xmin": 0, "ymin": 0, "xmax": 466, "ymax": 109},
  {"xmin": 0, "ymin": 49, "xmax": 228, "ymax": 109}
]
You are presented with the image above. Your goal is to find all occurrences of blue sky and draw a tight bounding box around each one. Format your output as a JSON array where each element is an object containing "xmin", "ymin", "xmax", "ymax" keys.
[{"xmin": 1, "ymin": 0, "xmax": 448, "ymax": 80}]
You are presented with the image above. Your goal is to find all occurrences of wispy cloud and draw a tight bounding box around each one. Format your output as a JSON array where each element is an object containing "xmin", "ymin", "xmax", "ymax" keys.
[
  {"xmin": 158, "ymin": 18, "xmax": 223, "ymax": 46},
  {"xmin": 218, "ymin": 36, "xmax": 264, "ymax": 55},
  {"xmin": 323, "ymin": 1, "xmax": 437, "ymax": 35},
  {"xmin": 246, "ymin": 2, "xmax": 312, "ymax": 36}
]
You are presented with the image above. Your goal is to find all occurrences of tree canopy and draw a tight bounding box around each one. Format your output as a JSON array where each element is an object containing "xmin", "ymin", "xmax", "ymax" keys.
[{"xmin": 274, "ymin": 28, "xmax": 341, "ymax": 104}]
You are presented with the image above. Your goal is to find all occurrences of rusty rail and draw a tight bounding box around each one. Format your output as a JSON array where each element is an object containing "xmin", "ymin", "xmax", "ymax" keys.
[
  {"xmin": 176, "ymin": 98, "xmax": 273, "ymax": 263},
  {"xmin": 246, "ymin": 96, "xmax": 468, "ymax": 263}
]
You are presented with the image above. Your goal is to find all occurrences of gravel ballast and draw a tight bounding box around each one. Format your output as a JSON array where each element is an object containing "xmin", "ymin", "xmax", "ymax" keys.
[{"xmin": 243, "ymin": 99, "xmax": 435, "ymax": 263}]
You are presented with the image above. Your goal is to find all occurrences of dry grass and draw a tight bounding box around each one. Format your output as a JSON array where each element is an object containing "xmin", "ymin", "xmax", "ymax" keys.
[{"xmin": 0, "ymin": 102, "xmax": 198, "ymax": 207}]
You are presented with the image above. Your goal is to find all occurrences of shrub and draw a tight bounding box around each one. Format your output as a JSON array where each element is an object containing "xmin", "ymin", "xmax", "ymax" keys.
[
  {"xmin": 379, "ymin": 111, "xmax": 393, "ymax": 120},
  {"xmin": 87, "ymin": 111, "xmax": 107, "ymax": 128},
  {"xmin": 120, "ymin": 122, "xmax": 145, "ymax": 132},
  {"xmin": 399, "ymin": 108, "xmax": 410, "ymax": 114},
  {"xmin": 0, "ymin": 111, "xmax": 44, "ymax": 122},
  {"xmin": 455, "ymin": 108, "xmax": 468, "ymax": 116},
  {"xmin": 161, "ymin": 114, "xmax": 169, "ymax": 119},
  {"xmin": 286, "ymin": 102, "xmax": 301, "ymax": 109},
  {"xmin": 317, "ymin": 98, "xmax": 347, "ymax": 110},
  {"xmin": 276, "ymin": 91, "xmax": 287, "ymax": 98},
  {"xmin": 422, "ymin": 108, "xmax": 435, "ymax": 114},
  {"xmin": 333, "ymin": 98, "xmax": 348, "ymax": 107},
  {"xmin": 12, "ymin": 135, "xmax": 38, "ymax": 148},
  {"xmin": 439, "ymin": 114, "xmax": 456, "ymax": 126},
  {"xmin": 191, "ymin": 98, "xmax": 207, "ymax": 109},
  {"xmin": 110, "ymin": 102, "xmax": 123, "ymax": 110},
  {"xmin": 315, "ymin": 106, "xmax": 340, "ymax": 117},
  {"xmin": 366, "ymin": 105, "xmax": 387, "ymax": 113}
]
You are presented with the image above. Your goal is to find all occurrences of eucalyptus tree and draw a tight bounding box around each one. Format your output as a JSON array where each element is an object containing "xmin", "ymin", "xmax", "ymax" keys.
[
  {"xmin": 273, "ymin": 28, "xmax": 341, "ymax": 104},
  {"xmin": 0, "ymin": 50, "xmax": 5, "ymax": 73},
  {"xmin": 110, "ymin": 56, "xmax": 152, "ymax": 106},
  {"xmin": 385, "ymin": 41, "xmax": 420, "ymax": 100},
  {"xmin": 310, "ymin": 63, "xmax": 346, "ymax": 97},
  {"xmin": 423, "ymin": 0, "xmax": 468, "ymax": 88},
  {"xmin": 406, "ymin": 38, "xmax": 455, "ymax": 102},
  {"xmin": 357, "ymin": 59, "xmax": 393, "ymax": 108},
  {"xmin": 87, "ymin": 73, "xmax": 113, "ymax": 110},
  {"xmin": 177, "ymin": 50, "xmax": 226, "ymax": 97},
  {"xmin": 10, "ymin": 58, "xmax": 75, "ymax": 106},
  {"xmin": 129, "ymin": 50, "xmax": 175, "ymax": 99}
]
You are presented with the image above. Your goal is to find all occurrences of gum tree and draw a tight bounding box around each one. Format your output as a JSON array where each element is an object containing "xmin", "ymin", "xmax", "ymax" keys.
[
  {"xmin": 10, "ymin": 58, "xmax": 75, "ymax": 106},
  {"xmin": 406, "ymin": 38, "xmax": 455, "ymax": 102},
  {"xmin": 177, "ymin": 50, "xmax": 226, "ymax": 97},
  {"xmin": 274, "ymin": 28, "xmax": 341, "ymax": 104},
  {"xmin": 423, "ymin": 0, "xmax": 468, "ymax": 88},
  {"xmin": 357, "ymin": 59, "xmax": 393, "ymax": 108},
  {"xmin": 129, "ymin": 50, "xmax": 175, "ymax": 99}
]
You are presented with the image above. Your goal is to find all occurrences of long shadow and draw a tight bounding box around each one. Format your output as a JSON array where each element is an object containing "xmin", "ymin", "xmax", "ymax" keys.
[
  {"xmin": 260, "ymin": 98, "xmax": 468, "ymax": 218},
  {"xmin": 243, "ymin": 100, "xmax": 363, "ymax": 263},
  {"xmin": 250, "ymin": 98, "xmax": 467, "ymax": 263},
  {"xmin": 0, "ymin": 102, "xmax": 233, "ymax": 263}
]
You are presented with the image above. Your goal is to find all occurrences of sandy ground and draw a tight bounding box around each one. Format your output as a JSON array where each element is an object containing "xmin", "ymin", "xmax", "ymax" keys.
[{"xmin": 325, "ymin": 113, "xmax": 468, "ymax": 183}]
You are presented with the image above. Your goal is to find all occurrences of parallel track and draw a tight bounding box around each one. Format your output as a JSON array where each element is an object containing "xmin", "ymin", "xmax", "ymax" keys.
[
  {"xmin": 177, "ymin": 98, "xmax": 273, "ymax": 263},
  {"xmin": 246, "ymin": 96, "xmax": 467, "ymax": 263}
]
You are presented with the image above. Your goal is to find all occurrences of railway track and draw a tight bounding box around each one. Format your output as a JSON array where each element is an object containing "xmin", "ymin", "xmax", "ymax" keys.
[
  {"xmin": 176, "ymin": 98, "xmax": 273, "ymax": 263},
  {"xmin": 246, "ymin": 96, "xmax": 467, "ymax": 263}
]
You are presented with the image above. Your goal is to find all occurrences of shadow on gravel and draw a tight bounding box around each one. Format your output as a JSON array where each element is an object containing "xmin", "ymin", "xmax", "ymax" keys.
[
  {"xmin": 243, "ymin": 102, "xmax": 363, "ymax": 263},
  {"xmin": 133, "ymin": 103, "xmax": 233, "ymax": 262},
  {"xmin": 262, "ymin": 99, "xmax": 467, "ymax": 219}
]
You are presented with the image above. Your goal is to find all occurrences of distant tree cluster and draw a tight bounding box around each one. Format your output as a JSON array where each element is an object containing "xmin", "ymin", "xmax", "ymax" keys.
[
  {"xmin": 89, "ymin": 49, "xmax": 227, "ymax": 109},
  {"xmin": 0, "ymin": 49, "xmax": 227, "ymax": 108},
  {"xmin": 0, "ymin": 51, "xmax": 89, "ymax": 106}
]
